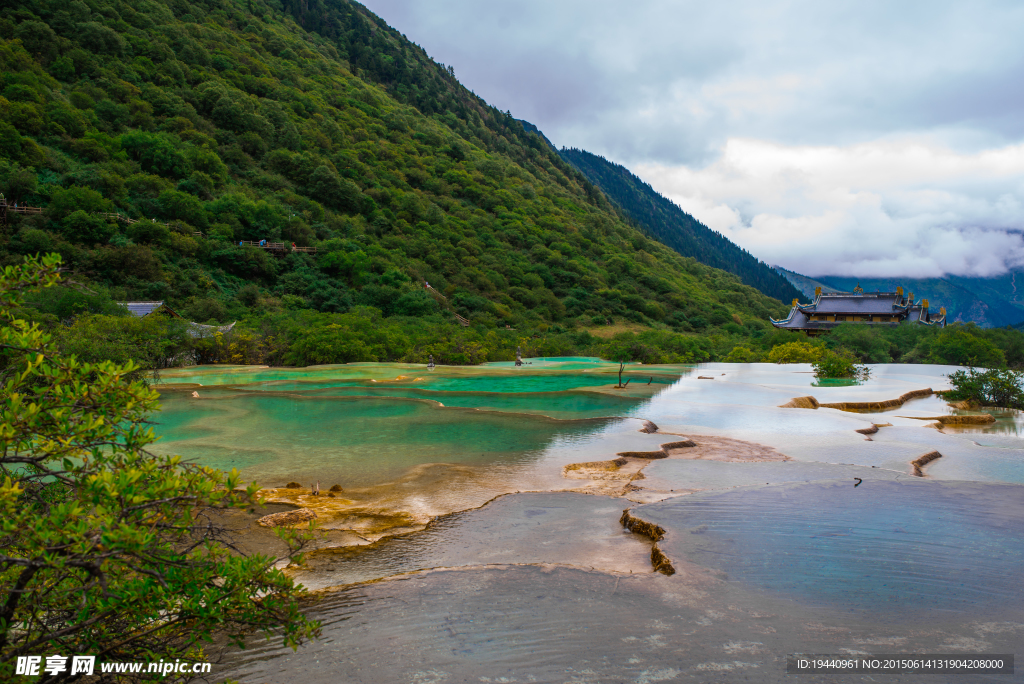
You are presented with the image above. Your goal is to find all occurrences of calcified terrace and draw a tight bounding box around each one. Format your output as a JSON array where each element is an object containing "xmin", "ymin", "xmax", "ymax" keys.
[{"xmin": 151, "ymin": 359, "xmax": 1024, "ymax": 683}]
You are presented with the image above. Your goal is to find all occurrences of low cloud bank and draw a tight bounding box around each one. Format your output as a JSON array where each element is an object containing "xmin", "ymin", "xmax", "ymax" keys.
[{"xmin": 637, "ymin": 138, "xmax": 1024, "ymax": 278}]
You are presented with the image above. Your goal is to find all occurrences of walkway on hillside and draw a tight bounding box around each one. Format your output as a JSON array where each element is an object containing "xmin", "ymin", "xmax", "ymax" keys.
[{"xmin": 424, "ymin": 282, "xmax": 470, "ymax": 326}]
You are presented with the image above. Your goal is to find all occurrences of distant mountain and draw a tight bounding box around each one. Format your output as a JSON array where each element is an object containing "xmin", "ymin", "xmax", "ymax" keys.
[
  {"xmin": 772, "ymin": 268, "xmax": 842, "ymax": 300},
  {"xmin": 774, "ymin": 267, "xmax": 1024, "ymax": 329},
  {"xmin": 558, "ymin": 148, "xmax": 802, "ymax": 303},
  {"xmin": 518, "ymin": 120, "xmax": 557, "ymax": 149}
]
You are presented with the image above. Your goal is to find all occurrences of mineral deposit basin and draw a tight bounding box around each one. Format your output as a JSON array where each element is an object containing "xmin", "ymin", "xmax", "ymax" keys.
[
  {"xmin": 152, "ymin": 390, "xmax": 630, "ymax": 489},
  {"xmin": 637, "ymin": 479, "xmax": 1024, "ymax": 619},
  {"xmin": 170, "ymin": 360, "xmax": 1024, "ymax": 683}
]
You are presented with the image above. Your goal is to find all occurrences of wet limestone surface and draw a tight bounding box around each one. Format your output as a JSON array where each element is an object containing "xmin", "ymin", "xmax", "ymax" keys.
[
  {"xmin": 154, "ymin": 360, "xmax": 1024, "ymax": 681},
  {"xmin": 287, "ymin": 491, "xmax": 654, "ymax": 591},
  {"xmin": 631, "ymin": 479, "xmax": 1024, "ymax": 618},
  {"xmin": 634, "ymin": 459, "xmax": 905, "ymax": 502},
  {"xmin": 218, "ymin": 564, "xmax": 1024, "ymax": 684}
]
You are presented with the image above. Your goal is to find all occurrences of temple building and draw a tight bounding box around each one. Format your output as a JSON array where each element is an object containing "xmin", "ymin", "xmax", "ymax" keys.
[{"xmin": 770, "ymin": 285, "xmax": 946, "ymax": 335}]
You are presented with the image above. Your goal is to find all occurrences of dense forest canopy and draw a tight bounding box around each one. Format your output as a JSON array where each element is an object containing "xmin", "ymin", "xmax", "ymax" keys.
[
  {"xmin": 560, "ymin": 147, "xmax": 803, "ymax": 303},
  {"xmin": 0, "ymin": 0, "xmax": 1021, "ymax": 370},
  {"xmin": 0, "ymin": 0, "xmax": 801, "ymax": 364}
]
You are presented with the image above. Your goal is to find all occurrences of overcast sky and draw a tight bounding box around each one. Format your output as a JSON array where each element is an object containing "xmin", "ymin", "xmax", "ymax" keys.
[{"xmin": 362, "ymin": 0, "xmax": 1024, "ymax": 278}]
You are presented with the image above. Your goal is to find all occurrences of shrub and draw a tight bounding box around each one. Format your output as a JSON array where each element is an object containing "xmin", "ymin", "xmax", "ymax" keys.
[
  {"xmin": 56, "ymin": 312, "xmax": 195, "ymax": 373},
  {"xmin": 926, "ymin": 327, "xmax": 1005, "ymax": 368},
  {"xmin": 945, "ymin": 367, "xmax": 1024, "ymax": 409},
  {"xmin": 58, "ymin": 210, "xmax": 115, "ymax": 244},
  {"xmin": 826, "ymin": 323, "xmax": 893, "ymax": 362},
  {"xmin": 813, "ymin": 349, "xmax": 870, "ymax": 380},
  {"xmin": 767, "ymin": 340, "xmax": 824, "ymax": 364},
  {"xmin": 724, "ymin": 344, "xmax": 762, "ymax": 363}
]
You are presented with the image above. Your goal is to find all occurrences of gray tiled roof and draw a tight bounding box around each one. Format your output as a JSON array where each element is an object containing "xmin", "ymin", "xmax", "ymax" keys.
[
  {"xmin": 772, "ymin": 308, "xmax": 811, "ymax": 329},
  {"xmin": 772, "ymin": 293, "xmax": 946, "ymax": 330},
  {"xmin": 120, "ymin": 301, "xmax": 166, "ymax": 318},
  {"xmin": 804, "ymin": 294, "xmax": 905, "ymax": 314}
]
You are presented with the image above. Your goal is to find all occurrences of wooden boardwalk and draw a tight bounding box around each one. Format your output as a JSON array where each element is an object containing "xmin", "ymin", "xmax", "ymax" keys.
[
  {"xmin": 238, "ymin": 240, "xmax": 317, "ymax": 254},
  {"xmin": 0, "ymin": 198, "xmax": 43, "ymax": 224}
]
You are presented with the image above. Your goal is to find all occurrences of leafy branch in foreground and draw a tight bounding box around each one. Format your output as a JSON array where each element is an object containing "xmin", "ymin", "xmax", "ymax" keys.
[{"xmin": 0, "ymin": 254, "xmax": 319, "ymax": 682}]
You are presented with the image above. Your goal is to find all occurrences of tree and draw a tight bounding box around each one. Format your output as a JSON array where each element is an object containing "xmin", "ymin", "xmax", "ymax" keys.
[
  {"xmin": 0, "ymin": 255, "xmax": 319, "ymax": 681},
  {"xmin": 926, "ymin": 326, "xmax": 1005, "ymax": 368},
  {"xmin": 812, "ymin": 349, "xmax": 870, "ymax": 381},
  {"xmin": 766, "ymin": 340, "xmax": 824, "ymax": 364},
  {"xmin": 604, "ymin": 340, "xmax": 634, "ymax": 387},
  {"xmin": 945, "ymin": 367, "xmax": 1024, "ymax": 409},
  {"xmin": 723, "ymin": 344, "xmax": 762, "ymax": 363}
]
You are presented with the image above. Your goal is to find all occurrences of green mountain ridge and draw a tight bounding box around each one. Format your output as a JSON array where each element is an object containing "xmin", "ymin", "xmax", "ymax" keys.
[
  {"xmin": 558, "ymin": 147, "xmax": 803, "ymax": 303},
  {"xmin": 0, "ymin": 0, "xmax": 791, "ymax": 366}
]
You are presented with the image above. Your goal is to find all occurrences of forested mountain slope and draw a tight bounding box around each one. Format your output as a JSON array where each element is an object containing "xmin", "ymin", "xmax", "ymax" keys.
[
  {"xmin": 0, "ymin": 0, "xmax": 792, "ymax": 365},
  {"xmin": 560, "ymin": 147, "xmax": 802, "ymax": 303}
]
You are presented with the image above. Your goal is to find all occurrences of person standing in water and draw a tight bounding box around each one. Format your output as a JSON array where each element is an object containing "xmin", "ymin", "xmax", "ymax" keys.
[
  {"xmin": 428, "ymin": 354, "xmax": 435, "ymax": 370},
  {"xmin": 515, "ymin": 346, "xmax": 523, "ymax": 367}
]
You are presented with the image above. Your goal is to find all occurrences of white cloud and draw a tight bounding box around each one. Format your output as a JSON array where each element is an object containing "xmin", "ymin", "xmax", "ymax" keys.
[
  {"xmin": 361, "ymin": 0, "xmax": 1024, "ymax": 278},
  {"xmin": 635, "ymin": 138, "xmax": 1024, "ymax": 277}
]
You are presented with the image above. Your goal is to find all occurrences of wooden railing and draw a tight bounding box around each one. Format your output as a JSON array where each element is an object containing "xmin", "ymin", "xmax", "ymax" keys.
[
  {"xmin": 238, "ymin": 240, "xmax": 317, "ymax": 254},
  {"xmin": 0, "ymin": 199, "xmax": 43, "ymax": 220},
  {"xmin": 5, "ymin": 205, "xmax": 43, "ymax": 215},
  {"xmin": 98, "ymin": 212, "xmax": 141, "ymax": 225}
]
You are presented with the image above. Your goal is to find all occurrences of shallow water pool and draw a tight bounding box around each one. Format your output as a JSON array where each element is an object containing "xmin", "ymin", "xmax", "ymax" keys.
[{"xmin": 154, "ymin": 359, "xmax": 1024, "ymax": 682}]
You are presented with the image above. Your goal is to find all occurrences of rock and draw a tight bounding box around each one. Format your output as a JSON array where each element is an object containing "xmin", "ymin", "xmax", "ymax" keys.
[
  {"xmin": 778, "ymin": 396, "xmax": 820, "ymax": 409},
  {"xmin": 911, "ymin": 450, "xmax": 943, "ymax": 476},
  {"xmin": 819, "ymin": 388, "xmax": 932, "ymax": 412},
  {"xmin": 283, "ymin": 482, "xmax": 303, "ymax": 489},
  {"xmin": 660, "ymin": 440, "xmax": 697, "ymax": 449},
  {"xmin": 620, "ymin": 509, "xmax": 665, "ymax": 540},
  {"xmin": 937, "ymin": 414, "xmax": 995, "ymax": 424},
  {"xmin": 697, "ymin": 376, "xmax": 715, "ymax": 380},
  {"xmin": 947, "ymin": 399, "xmax": 977, "ymax": 410},
  {"xmin": 638, "ymin": 420, "xmax": 659, "ymax": 433},
  {"xmin": 256, "ymin": 508, "xmax": 317, "ymax": 528},
  {"xmin": 900, "ymin": 414, "xmax": 995, "ymax": 425},
  {"xmin": 329, "ymin": 484, "xmax": 344, "ymax": 492},
  {"xmin": 616, "ymin": 451, "xmax": 668, "ymax": 459}
]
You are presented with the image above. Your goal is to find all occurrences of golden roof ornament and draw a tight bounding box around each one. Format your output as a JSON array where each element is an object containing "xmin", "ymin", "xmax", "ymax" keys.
[
  {"xmin": 853, "ymin": 283, "xmax": 864, "ymax": 293},
  {"xmin": 896, "ymin": 286, "xmax": 903, "ymax": 295},
  {"xmin": 814, "ymin": 286, "xmax": 822, "ymax": 297},
  {"xmin": 922, "ymin": 299, "xmax": 929, "ymax": 309}
]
